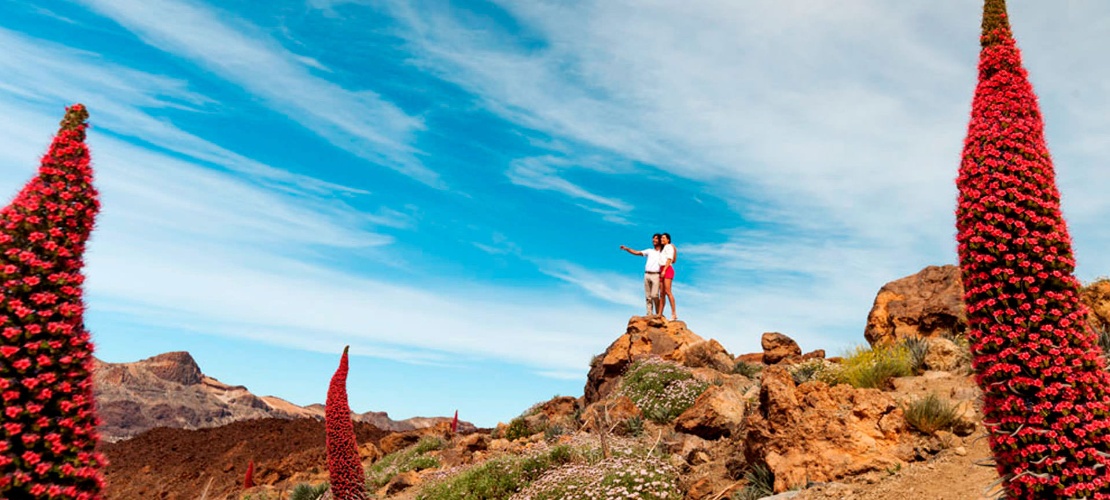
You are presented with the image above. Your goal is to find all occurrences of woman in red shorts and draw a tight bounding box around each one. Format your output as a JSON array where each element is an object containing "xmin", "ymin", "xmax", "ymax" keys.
[{"xmin": 660, "ymin": 233, "xmax": 677, "ymax": 321}]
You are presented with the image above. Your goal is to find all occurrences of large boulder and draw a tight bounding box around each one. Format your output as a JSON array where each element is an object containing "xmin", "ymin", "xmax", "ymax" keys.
[
  {"xmin": 584, "ymin": 316, "xmax": 707, "ymax": 404},
  {"xmin": 864, "ymin": 265, "xmax": 967, "ymax": 346},
  {"xmin": 681, "ymin": 339, "xmax": 735, "ymax": 372},
  {"xmin": 761, "ymin": 332, "xmax": 802, "ymax": 365},
  {"xmin": 745, "ymin": 366, "xmax": 913, "ymax": 493},
  {"xmin": 674, "ymin": 385, "xmax": 747, "ymax": 440}
]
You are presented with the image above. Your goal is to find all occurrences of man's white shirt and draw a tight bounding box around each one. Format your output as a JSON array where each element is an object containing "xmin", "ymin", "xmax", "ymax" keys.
[{"xmin": 641, "ymin": 248, "xmax": 663, "ymax": 271}]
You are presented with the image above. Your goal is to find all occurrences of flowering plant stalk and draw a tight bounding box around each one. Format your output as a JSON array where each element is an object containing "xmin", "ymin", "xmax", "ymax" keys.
[
  {"xmin": 326, "ymin": 346, "xmax": 366, "ymax": 500},
  {"xmin": 956, "ymin": 1, "xmax": 1110, "ymax": 496},
  {"xmin": 0, "ymin": 104, "xmax": 107, "ymax": 499},
  {"xmin": 243, "ymin": 460, "xmax": 255, "ymax": 489}
]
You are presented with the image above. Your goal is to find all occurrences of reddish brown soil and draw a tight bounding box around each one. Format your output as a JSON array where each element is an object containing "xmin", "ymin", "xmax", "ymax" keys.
[{"xmin": 102, "ymin": 418, "xmax": 390, "ymax": 500}]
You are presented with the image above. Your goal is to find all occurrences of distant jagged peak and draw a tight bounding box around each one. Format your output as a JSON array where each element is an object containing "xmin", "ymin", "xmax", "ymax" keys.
[{"xmin": 138, "ymin": 351, "xmax": 203, "ymax": 386}]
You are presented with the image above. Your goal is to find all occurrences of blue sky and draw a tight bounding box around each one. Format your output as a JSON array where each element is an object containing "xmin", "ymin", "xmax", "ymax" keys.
[{"xmin": 2, "ymin": 1, "xmax": 1110, "ymax": 428}]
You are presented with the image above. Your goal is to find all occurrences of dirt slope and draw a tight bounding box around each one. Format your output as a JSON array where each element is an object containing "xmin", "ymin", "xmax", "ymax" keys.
[{"xmin": 102, "ymin": 418, "xmax": 389, "ymax": 500}]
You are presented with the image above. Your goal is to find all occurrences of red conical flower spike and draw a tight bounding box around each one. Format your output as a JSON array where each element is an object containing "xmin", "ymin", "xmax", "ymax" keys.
[
  {"xmin": 326, "ymin": 346, "xmax": 365, "ymax": 500},
  {"xmin": 450, "ymin": 410, "xmax": 458, "ymax": 434},
  {"xmin": 956, "ymin": 1, "xmax": 1110, "ymax": 496},
  {"xmin": 243, "ymin": 460, "xmax": 254, "ymax": 489},
  {"xmin": 0, "ymin": 104, "xmax": 107, "ymax": 499}
]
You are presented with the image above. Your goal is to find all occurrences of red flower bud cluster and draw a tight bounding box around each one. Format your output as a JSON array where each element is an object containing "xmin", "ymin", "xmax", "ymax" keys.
[
  {"xmin": 0, "ymin": 104, "xmax": 107, "ymax": 498},
  {"xmin": 326, "ymin": 346, "xmax": 366, "ymax": 500},
  {"xmin": 956, "ymin": 2, "xmax": 1110, "ymax": 497},
  {"xmin": 243, "ymin": 460, "xmax": 254, "ymax": 489}
]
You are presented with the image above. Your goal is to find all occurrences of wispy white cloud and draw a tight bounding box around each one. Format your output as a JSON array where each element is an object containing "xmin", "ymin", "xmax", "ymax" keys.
[
  {"xmin": 537, "ymin": 260, "xmax": 642, "ymax": 308},
  {"xmin": 0, "ymin": 27, "xmax": 369, "ymax": 199},
  {"xmin": 507, "ymin": 156, "xmax": 632, "ymax": 224},
  {"xmin": 73, "ymin": 0, "xmax": 441, "ymax": 186}
]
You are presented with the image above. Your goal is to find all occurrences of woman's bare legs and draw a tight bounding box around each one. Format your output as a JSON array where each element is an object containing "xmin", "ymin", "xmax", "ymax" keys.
[{"xmin": 662, "ymin": 278, "xmax": 676, "ymax": 320}]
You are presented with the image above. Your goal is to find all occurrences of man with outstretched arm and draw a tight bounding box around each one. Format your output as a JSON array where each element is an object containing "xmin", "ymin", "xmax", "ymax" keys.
[{"xmin": 619, "ymin": 233, "xmax": 664, "ymax": 316}]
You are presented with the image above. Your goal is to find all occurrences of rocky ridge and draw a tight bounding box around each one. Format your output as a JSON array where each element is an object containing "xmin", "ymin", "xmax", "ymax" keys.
[{"xmin": 94, "ymin": 351, "xmax": 474, "ymax": 442}]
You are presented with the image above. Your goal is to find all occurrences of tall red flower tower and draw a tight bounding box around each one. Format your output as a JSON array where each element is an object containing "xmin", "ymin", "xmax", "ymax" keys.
[
  {"xmin": 956, "ymin": 1, "xmax": 1110, "ymax": 496},
  {"xmin": 326, "ymin": 346, "xmax": 366, "ymax": 500},
  {"xmin": 0, "ymin": 104, "xmax": 107, "ymax": 499}
]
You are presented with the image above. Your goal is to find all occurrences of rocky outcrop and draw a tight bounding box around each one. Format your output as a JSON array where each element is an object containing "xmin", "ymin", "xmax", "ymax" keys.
[
  {"xmin": 745, "ymin": 366, "xmax": 913, "ymax": 492},
  {"xmin": 674, "ymin": 385, "xmax": 747, "ymax": 440},
  {"xmin": 682, "ymin": 339, "xmax": 735, "ymax": 372},
  {"xmin": 584, "ymin": 316, "xmax": 708, "ymax": 404},
  {"xmin": 923, "ymin": 337, "xmax": 961, "ymax": 372},
  {"xmin": 864, "ymin": 265, "xmax": 967, "ymax": 346},
  {"xmin": 94, "ymin": 352, "xmax": 473, "ymax": 441},
  {"xmin": 866, "ymin": 266, "xmax": 1110, "ymax": 347},
  {"xmin": 761, "ymin": 332, "xmax": 802, "ymax": 365}
]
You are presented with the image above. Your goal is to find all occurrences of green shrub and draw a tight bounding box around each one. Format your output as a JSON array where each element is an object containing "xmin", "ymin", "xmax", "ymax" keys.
[
  {"xmin": 617, "ymin": 357, "xmax": 709, "ymax": 423},
  {"xmin": 367, "ymin": 436, "xmax": 447, "ymax": 489},
  {"xmin": 731, "ymin": 463, "xmax": 774, "ymax": 500},
  {"xmin": 903, "ymin": 393, "xmax": 959, "ymax": 435},
  {"xmin": 289, "ymin": 483, "xmax": 329, "ymax": 500},
  {"xmin": 416, "ymin": 445, "xmax": 574, "ymax": 499},
  {"xmin": 505, "ymin": 416, "xmax": 535, "ymax": 441},
  {"xmin": 414, "ymin": 436, "xmax": 446, "ymax": 454},
  {"xmin": 732, "ymin": 360, "xmax": 762, "ymax": 378},
  {"xmin": 787, "ymin": 359, "xmax": 827, "ymax": 385},
  {"xmin": 831, "ymin": 345, "xmax": 914, "ymax": 389},
  {"xmin": 624, "ymin": 415, "xmax": 645, "ymax": 437},
  {"xmin": 899, "ymin": 336, "xmax": 930, "ymax": 374},
  {"xmin": 544, "ymin": 424, "xmax": 566, "ymax": 442}
]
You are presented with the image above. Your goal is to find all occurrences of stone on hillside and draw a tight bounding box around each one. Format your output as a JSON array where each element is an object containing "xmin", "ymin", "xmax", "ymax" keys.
[
  {"xmin": 682, "ymin": 339, "xmax": 735, "ymax": 372},
  {"xmin": 761, "ymin": 332, "xmax": 802, "ymax": 365},
  {"xmin": 745, "ymin": 366, "xmax": 912, "ymax": 493},
  {"xmin": 864, "ymin": 265, "xmax": 967, "ymax": 346},
  {"xmin": 532, "ymin": 395, "xmax": 580, "ymax": 422},
  {"xmin": 358, "ymin": 442, "xmax": 382, "ymax": 462},
  {"xmin": 735, "ymin": 353, "xmax": 764, "ymax": 365},
  {"xmin": 379, "ymin": 432, "xmax": 421, "ymax": 455},
  {"xmin": 674, "ymin": 385, "xmax": 747, "ymax": 440},
  {"xmin": 1081, "ymin": 280, "xmax": 1110, "ymax": 334},
  {"xmin": 380, "ymin": 470, "xmax": 420, "ymax": 496},
  {"xmin": 584, "ymin": 316, "xmax": 707, "ymax": 404},
  {"xmin": 923, "ymin": 337, "xmax": 961, "ymax": 372},
  {"xmin": 802, "ymin": 349, "xmax": 826, "ymax": 361},
  {"xmin": 582, "ymin": 395, "xmax": 641, "ymax": 433},
  {"xmin": 951, "ymin": 400, "xmax": 979, "ymax": 437}
]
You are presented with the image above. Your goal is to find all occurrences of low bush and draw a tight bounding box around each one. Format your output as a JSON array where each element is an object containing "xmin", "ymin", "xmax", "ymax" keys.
[
  {"xmin": 289, "ymin": 482, "xmax": 329, "ymax": 500},
  {"xmin": 367, "ymin": 435, "xmax": 446, "ymax": 489},
  {"xmin": 899, "ymin": 336, "xmax": 930, "ymax": 374},
  {"xmin": 830, "ymin": 344, "xmax": 914, "ymax": 389},
  {"xmin": 617, "ymin": 357, "xmax": 709, "ymax": 423},
  {"xmin": 731, "ymin": 463, "xmax": 774, "ymax": 500},
  {"xmin": 732, "ymin": 360, "xmax": 762, "ymax": 378},
  {"xmin": 787, "ymin": 359, "xmax": 828, "ymax": 385},
  {"xmin": 903, "ymin": 393, "xmax": 959, "ymax": 435},
  {"xmin": 504, "ymin": 416, "xmax": 537, "ymax": 441},
  {"xmin": 415, "ymin": 444, "xmax": 575, "ymax": 499}
]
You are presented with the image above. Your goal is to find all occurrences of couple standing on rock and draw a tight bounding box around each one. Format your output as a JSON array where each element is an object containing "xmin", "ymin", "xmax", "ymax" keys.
[{"xmin": 620, "ymin": 233, "xmax": 678, "ymax": 321}]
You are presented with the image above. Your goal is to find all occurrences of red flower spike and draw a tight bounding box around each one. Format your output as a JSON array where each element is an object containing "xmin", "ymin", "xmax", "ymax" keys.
[
  {"xmin": 0, "ymin": 104, "xmax": 107, "ymax": 499},
  {"xmin": 956, "ymin": 1, "xmax": 1110, "ymax": 496},
  {"xmin": 326, "ymin": 346, "xmax": 366, "ymax": 500},
  {"xmin": 450, "ymin": 410, "xmax": 458, "ymax": 434},
  {"xmin": 243, "ymin": 460, "xmax": 254, "ymax": 489}
]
